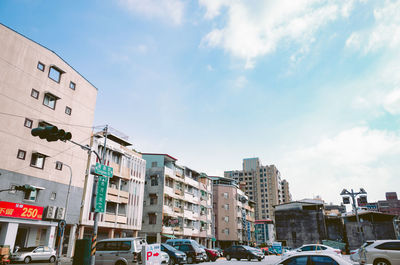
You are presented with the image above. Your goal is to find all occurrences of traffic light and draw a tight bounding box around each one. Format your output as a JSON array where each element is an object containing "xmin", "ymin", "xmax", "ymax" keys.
[
  {"xmin": 14, "ymin": 184, "xmax": 36, "ymax": 192},
  {"xmin": 31, "ymin": 125, "xmax": 72, "ymax": 142},
  {"xmin": 342, "ymin": 196, "xmax": 350, "ymax": 204}
]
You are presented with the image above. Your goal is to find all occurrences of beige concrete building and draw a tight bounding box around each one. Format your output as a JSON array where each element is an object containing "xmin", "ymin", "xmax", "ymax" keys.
[
  {"xmin": 212, "ymin": 176, "xmax": 255, "ymax": 249},
  {"xmin": 140, "ymin": 154, "xmax": 213, "ymax": 247},
  {"xmin": 0, "ymin": 23, "xmax": 97, "ymax": 256},
  {"xmin": 225, "ymin": 158, "xmax": 291, "ymax": 221},
  {"xmin": 79, "ymin": 130, "xmax": 145, "ymax": 239}
]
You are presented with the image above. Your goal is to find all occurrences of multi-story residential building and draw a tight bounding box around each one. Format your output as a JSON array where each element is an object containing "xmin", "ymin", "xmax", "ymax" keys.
[
  {"xmin": 254, "ymin": 220, "xmax": 274, "ymax": 246},
  {"xmin": 140, "ymin": 154, "xmax": 213, "ymax": 247},
  {"xmin": 0, "ymin": 24, "xmax": 97, "ymax": 256},
  {"xmin": 358, "ymin": 192, "xmax": 400, "ymax": 216},
  {"xmin": 224, "ymin": 158, "xmax": 291, "ymax": 221},
  {"xmin": 79, "ymin": 130, "xmax": 145, "ymax": 240},
  {"xmin": 212, "ymin": 176, "xmax": 255, "ymax": 249}
]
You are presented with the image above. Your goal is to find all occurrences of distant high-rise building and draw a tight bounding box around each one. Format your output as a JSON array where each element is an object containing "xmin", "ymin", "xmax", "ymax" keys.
[{"xmin": 224, "ymin": 158, "xmax": 291, "ymax": 221}]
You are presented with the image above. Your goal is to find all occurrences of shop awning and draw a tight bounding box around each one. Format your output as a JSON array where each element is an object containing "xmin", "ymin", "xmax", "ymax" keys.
[{"xmin": 162, "ymin": 234, "xmax": 177, "ymax": 239}]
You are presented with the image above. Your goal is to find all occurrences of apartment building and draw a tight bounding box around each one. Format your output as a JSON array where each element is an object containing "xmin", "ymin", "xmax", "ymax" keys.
[
  {"xmin": 254, "ymin": 220, "xmax": 275, "ymax": 246},
  {"xmin": 140, "ymin": 154, "xmax": 213, "ymax": 248},
  {"xmin": 212, "ymin": 176, "xmax": 255, "ymax": 249},
  {"xmin": 0, "ymin": 24, "xmax": 97, "ymax": 256},
  {"xmin": 224, "ymin": 158, "xmax": 291, "ymax": 221},
  {"xmin": 79, "ymin": 130, "xmax": 145, "ymax": 240}
]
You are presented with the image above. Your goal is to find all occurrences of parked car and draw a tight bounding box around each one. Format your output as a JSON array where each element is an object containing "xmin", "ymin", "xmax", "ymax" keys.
[
  {"xmin": 160, "ymin": 243, "xmax": 187, "ymax": 265},
  {"xmin": 214, "ymin": 248, "xmax": 223, "ymax": 256},
  {"xmin": 276, "ymin": 253, "xmax": 352, "ymax": 265},
  {"xmin": 359, "ymin": 240, "xmax": 400, "ymax": 265},
  {"xmin": 199, "ymin": 244, "xmax": 219, "ymax": 262},
  {"xmin": 223, "ymin": 245, "xmax": 264, "ymax": 261},
  {"xmin": 282, "ymin": 244, "xmax": 341, "ymax": 258},
  {"xmin": 161, "ymin": 251, "xmax": 170, "ymax": 264},
  {"xmin": 10, "ymin": 246, "xmax": 56, "ymax": 264},
  {"xmin": 95, "ymin": 237, "xmax": 147, "ymax": 265},
  {"xmin": 350, "ymin": 240, "xmax": 375, "ymax": 262},
  {"xmin": 166, "ymin": 239, "xmax": 205, "ymax": 264}
]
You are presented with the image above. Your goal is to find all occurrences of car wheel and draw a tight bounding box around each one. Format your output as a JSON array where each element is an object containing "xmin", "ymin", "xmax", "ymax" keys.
[
  {"xmin": 236, "ymin": 258, "xmax": 241, "ymax": 261},
  {"xmin": 187, "ymin": 257, "xmax": 194, "ymax": 264},
  {"xmin": 247, "ymin": 255, "xmax": 251, "ymax": 261},
  {"xmin": 226, "ymin": 254, "xmax": 231, "ymax": 261},
  {"xmin": 374, "ymin": 259, "xmax": 391, "ymax": 265},
  {"xmin": 49, "ymin": 256, "xmax": 56, "ymax": 263},
  {"xmin": 258, "ymin": 258, "xmax": 262, "ymax": 261},
  {"xmin": 211, "ymin": 258, "xmax": 217, "ymax": 262},
  {"xmin": 24, "ymin": 256, "xmax": 31, "ymax": 264},
  {"xmin": 115, "ymin": 261, "xmax": 127, "ymax": 265},
  {"xmin": 169, "ymin": 258, "xmax": 176, "ymax": 265}
]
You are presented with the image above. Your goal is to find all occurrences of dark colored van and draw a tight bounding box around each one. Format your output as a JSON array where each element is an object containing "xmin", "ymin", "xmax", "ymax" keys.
[
  {"xmin": 166, "ymin": 239, "xmax": 205, "ymax": 264},
  {"xmin": 161, "ymin": 243, "xmax": 187, "ymax": 265}
]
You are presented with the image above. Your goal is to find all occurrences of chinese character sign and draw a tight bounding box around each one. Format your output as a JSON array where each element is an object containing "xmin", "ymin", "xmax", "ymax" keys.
[{"xmin": 0, "ymin": 201, "xmax": 43, "ymax": 220}]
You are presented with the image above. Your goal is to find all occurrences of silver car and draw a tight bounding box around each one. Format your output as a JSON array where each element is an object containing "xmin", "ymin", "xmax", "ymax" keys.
[{"xmin": 10, "ymin": 246, "xmax": 56, "ymax": 264}]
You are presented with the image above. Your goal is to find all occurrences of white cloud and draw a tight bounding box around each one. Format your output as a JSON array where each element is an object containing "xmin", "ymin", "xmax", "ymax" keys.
[
  {"xmin": 118, "ymin": 0, "xmax": 185, "ymax": 25},
  {"xmin": 384, "ymin": 89, "xmax": 400, "ymax": 114},
  {"xmin": 200, "ymin": 0, "xmax": 354, "ymax": 68},
  {"xmin": 346, "ymin": 0, "xmax": 400, "ymax": 53},
  {"xmin": 280, "ymin": 126, "xmax": 400, "ymax": 203}
]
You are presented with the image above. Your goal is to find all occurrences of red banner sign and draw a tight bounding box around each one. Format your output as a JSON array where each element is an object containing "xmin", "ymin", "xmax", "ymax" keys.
[{"xmin": 0, "ymin": 201, "xmax": 44, "ymax": 220}]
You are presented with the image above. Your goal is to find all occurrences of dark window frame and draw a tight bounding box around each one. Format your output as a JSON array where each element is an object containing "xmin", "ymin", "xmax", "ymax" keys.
[
  {"xmin": 69, "ymin": 81, "xmax": 76, "ymax": 90},
  {"xmin": 37, "ymin": 62, "xmax": 45, "ymax": 71},
  {"xmin": 43, "ymin": 93, "xmax": 58, "ymax": 110},
  {"xmin": 65, "ymin": 106, "xmax": 72, "ymax": 115},
  {"xmin": 30, "ymin": 152, "xmax": 46, "ymax": 169},
  {"xmin": 17, "ymin": 149, "xmax": 26, "ymax": 160},
  {"xmin": 24, "ymin": 118, "xmax": 33, "ymax": 128},
  {"xmin": 55, "ymin": 161, "xmax": 63, "ymax": 170},
  {"xmin": 31, "ymin": 88, "xmax": 39, "ymax": 99},
  {"xmin": 48, "ymin": 66, "xmax": 63, "ymax": 83}
]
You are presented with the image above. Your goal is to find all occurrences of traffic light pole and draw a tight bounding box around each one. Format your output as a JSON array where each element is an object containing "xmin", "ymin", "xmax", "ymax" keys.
[{"xmin": 90, "ymin": 125, "xmax": 108, "ymax": 265}]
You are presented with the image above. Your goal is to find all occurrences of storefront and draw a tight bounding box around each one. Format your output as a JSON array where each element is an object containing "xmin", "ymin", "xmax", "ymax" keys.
[{"xmin": 0, "ymin": 201, "xmax": 58, "ymax": 251}]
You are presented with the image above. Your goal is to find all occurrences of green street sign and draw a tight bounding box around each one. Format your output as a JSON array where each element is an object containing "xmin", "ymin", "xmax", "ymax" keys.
[
  {"xmin": 94, "ymin": 163, "xmax": 113, "ymax": 177},
  {"xmin": 95, "ymin": 175, "xmax": 109, "ymax": 213}
]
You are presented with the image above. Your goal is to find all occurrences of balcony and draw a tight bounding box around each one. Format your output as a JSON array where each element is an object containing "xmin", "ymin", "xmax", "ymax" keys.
[
  {"xmin": 121, "ymin": 166, "xmax": 130, "ymax": 180},
  {"xmin": 174, "ymin": 206, "xmax": 183, "ymax": 214},
  {"xmin": 104, "ymin": 213, "xmax": 127, "ymax": 224},
  {"xmin": 163, "ymin": 205, "xmax": 174, "ymax": 216},
  {"xmin": 110, "ymin": 162, "xmax": 120, "ymax": 176},
  {"xmin": 174, "ymin": 189, "xmax": 184, "ymax": 196}
]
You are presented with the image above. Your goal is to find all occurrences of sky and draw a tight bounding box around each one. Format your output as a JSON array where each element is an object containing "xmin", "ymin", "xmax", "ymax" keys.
[{"xmin": 1, "ymin": 0, "xmax": 400, "ymax": 205}]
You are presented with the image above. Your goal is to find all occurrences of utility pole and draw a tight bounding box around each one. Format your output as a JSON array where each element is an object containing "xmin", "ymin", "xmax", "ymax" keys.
[
  {"xmin": 340, "ymin": 188, "xmax": 367, "ymax": 245},
  {"xmin": 90, "ymin": 125, "xmax": 108, "ymax": 265}
]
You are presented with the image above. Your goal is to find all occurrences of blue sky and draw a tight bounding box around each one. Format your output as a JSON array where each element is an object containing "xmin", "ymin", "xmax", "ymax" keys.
[{"xmin": 2, "ymin": 0, "xmax": 400, "ymax": 204}]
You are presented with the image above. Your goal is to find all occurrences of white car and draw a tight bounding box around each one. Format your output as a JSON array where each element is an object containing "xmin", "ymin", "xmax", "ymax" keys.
[
  {"xmin": 282, "ymin": 244, "xmax": 341, "ymax": 258},
  {"xmin": 358, "ymin": 240, "xmax": 400, "ymax": 265},
  {"xmin": 276, "ymin": 252, "xmax": 352, "ymax": 265},
  {"xmin": 350, "ymin": 241, "xmax": 375, "ymax": 262},
  {"xmin": 161, "ymin": 251, "xmax": 170, "ymax": 264}
]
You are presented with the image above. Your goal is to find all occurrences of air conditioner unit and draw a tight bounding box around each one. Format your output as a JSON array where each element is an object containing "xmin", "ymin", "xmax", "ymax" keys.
[
  {"xmin": 45, "ymin": 206, "xmax": 56, "ymax": 219},
  {"xmin": 55, "ymin": 207, "xmax": 65, "ymax": 220}
]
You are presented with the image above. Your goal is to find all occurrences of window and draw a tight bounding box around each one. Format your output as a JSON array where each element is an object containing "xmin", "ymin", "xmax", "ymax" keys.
[
  {"xmin": 149, "ymin": 213, "xmax": 156, "ymax": 224},
  {"xmin": 150, "ymin": 194, "xmax": 158, "ymax": 205},
  {"xmin": 50, "ymin": 192, "xmax": 56, "ymax": 200},
  {"xmin": 223, "ymin": 228, "xmax": 229, "ymax": 235},
  {"xmin": 17, "ymin": 149, "xmax": 26, "ymax": 160},
  {"xmin": 151, "ymin": 161, "xmax": 157, "ymax": 167},
  {"xmin": 37, "ymin": 62, "xmax": 45, "ymax": 71},
  {"xmin": 43, "ymin": 93, "xmax": 57, "ymax": 109},
  {"xmin": 24, "ymin": 189, "xmax": 38, "ymax": 202},
  {"xmin": 283, "ymin": 256, "xmax": 308, "ymax": 265},
  {"xmin": 224, "ymin": 204, "xmax": 229, "ymax": 210},
  {"xmin": 65, "ymin": 106, "xmax": 72, "ymax": 115},
  {"xmin": 224, "ymin": 216, "xmax": 229, "ymax": 222},
  {"xmin": 55, "ymin": 161, "xmax": 63, "ymax": 170},
  {"xmin": 69, "ymin": 81, "xmax": 76, "ymax": 90},
  {"xmin": 24, "ymin": 118, "xmax": 33, "ymax": 128},
  {"xmin": 31, "ymin": 89, "xmax": 39, "ymax": 99},
  {"xmin": 376, "ymin": 242, "xmax": 400, "ymax": 250},
  {"xmin": 223, "ymin": 192, "xmax": 228, "ymax": 199},
  {"xmin": 30, "ymin": 152, "xmax": 46, "ymax": 169},
  {"xmin": 150, "ymin": 175, "xmax": 158, "ymax": 186},
  {"xmin": 120, "ymin": 241, "xmax": 131, "ymax": 251},
  {"xmin": 48, "ymin": 66, "xmax": 62, "ymax": 83},
  {"xmin": 310, "ymin": 256, "xmax": 339, "ymax": 265}
]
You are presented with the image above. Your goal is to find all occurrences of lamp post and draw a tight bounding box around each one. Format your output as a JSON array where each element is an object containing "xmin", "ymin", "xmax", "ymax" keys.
[
  {"xmin": 340, "ymin": 188, "xmax": 367, "ymax": 244},
  {"xmin": 55, "ymin": 162, "xmax": 72, "ymax": 265}
]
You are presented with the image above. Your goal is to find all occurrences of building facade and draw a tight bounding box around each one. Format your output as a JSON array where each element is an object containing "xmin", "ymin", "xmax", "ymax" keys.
[
  {"xmin": 140, "ymin": 154, "xmax": 213, "ymax": 247},
  {"xmin": 254, "ymin": 220, "xmax": 275, "ymax": 246},
  {"xmin": 224, "ymin": 158, "xmax": 291, "ymax": 221},
  {"xmin": 0, "ymin": 24, "xmax": 97, "ymax": 256},
  {"xmin": 79, "ymin": 131, "xmax": 145, "ymax": 240},
  {"xmin": 212, "ymin": 176, "xmax": 255, "ymax": 249}
]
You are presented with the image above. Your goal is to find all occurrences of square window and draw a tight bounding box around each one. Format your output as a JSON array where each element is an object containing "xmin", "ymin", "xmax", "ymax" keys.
[
  {"xmin": 31, "ymin": 89, "xmax": 39, "ymax": 99},
  {"xmin": 30, "ymin": 153, "xmax": 46, "ymax": 169},
  {"xmin": 17, "ymin": 149, "xmax": 26, "ymax": 160},
  {"xmin": 48, "ymin": 66, "xmax": 62, "ymax": 83},
  {"xmin": 69, "ymin": 81, "xmax": 76, "ymax": 90},
  {"xmin": 24, "ymin": 118, "xmax": 33, "ymax": 128},
  {"xmin": 151, "ymin": 161, "xmax": 157, "ymax": 167},
  {"xmin": 24, "ymin": 189, "xmax": 38, "ymax": 202},
  {"xmin": 50, "ymin": 192, "xmax": 57, "ymax": 200},
  {"xmin": 43, "ymin": 93, "xmax": 57, "ymax": 109},
  {"xmin": 37, "ymin": 62, "xmax": 45, "ymax": 71},
  {"xmin": 55, "ymin": 161, "xmax": 63, "ymax": 170},
  {"xmin": 65, "ymin": 106, "xmax": 72, "ymax": 115}
]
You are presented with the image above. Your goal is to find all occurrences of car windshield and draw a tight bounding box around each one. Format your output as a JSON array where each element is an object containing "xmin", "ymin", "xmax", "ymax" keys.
[
  {"xmin": 199, "ymin": 244, "xmax": 206, "ymax": 249},
  {"xmin": 18, "ymin": 247, "xmax": 36, "ymax": 252},
  {"xmin": 242, "ymin": 246, "xmax": 255, "ymax": 251},
  {"xmin": 162, "ymin": 244, "xmax": 178, "ymax": 252}
]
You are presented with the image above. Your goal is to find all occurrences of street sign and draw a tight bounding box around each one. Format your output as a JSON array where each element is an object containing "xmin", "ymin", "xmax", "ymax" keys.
[
  {"xmin": 94, "ymin": 163, "xmax": 113, "ymax": 177},
  {"xmin": 95, "ymin": 175, "xmax": 109, "ymax": 212},
  {"xmin": 143, "ymin": 244, "xmax": 161, "ymax": 265}
]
